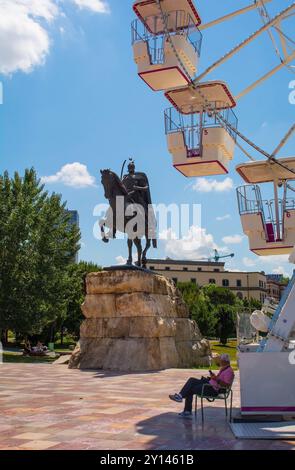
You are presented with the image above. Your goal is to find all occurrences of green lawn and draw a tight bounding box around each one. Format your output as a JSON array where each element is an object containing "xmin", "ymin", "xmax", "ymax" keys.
[
  {"xmin": 2, "ymin": 351, "xmax": 56, "ymax": 364},
  {"xmin": 1, "ymin": 340, "xmax": 74, "ymax": 363},
  {"xmin": 210, "ymin": 340, "xmax": 238, "ymax": 370}
]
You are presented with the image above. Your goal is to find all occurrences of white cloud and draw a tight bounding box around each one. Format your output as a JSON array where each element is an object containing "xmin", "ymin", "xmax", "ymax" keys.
[
  {"xmin": 258, "ymin": 254, "xmax": 289, "ymax": 264},
  {"xmin": 222, "ymin": 234, "xmax": 244, "ymax": 245},
  {"xmin": 216, "ymin": 214, "xmax": 231, "ymax": 221},
  {"xmin": 272, "ymin": 266, "xmax": 289, "ymax": 277},
  {"xmin": 71, "ymin": 0, "xmax": 110, "ymax": 13},
  {"xmin": 159, "ymin": 228, "xmax": 177, "ymax": 241},
  {"xmin": 242, "ymin": 254, "xmax": 292, "ymax": 276},
  {"xmin": 229, "ymin": 268, "xmax": 246, "ymax": 272},
  {"xmin": 243, "ymin": 257, "xmax": 256, "ymax": 268},
  {"xmin": 0, "ymin": 0, "xmax": 58, "ymax": 74},
  {"xmin": 41, "ymin": 162, "xmax": 96, "ymax": 188},
  {"xmin": 0, "ymin": 0, "xmax": 110, "ymax": 75},
  {"xmin": 161, "ymin": 226, "xmax": 219, "ymax": 261},
  {"xmin": 192, "ymin": 177, "xmax": 233, "ymax": 193},
  {"xmin": 116, "ymin": 256, "xmax": 126, "ymax": 265}
]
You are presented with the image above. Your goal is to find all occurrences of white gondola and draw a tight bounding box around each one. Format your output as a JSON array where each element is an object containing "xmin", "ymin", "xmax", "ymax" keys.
[
  {"xmin": 133, "ymin": 0, "xmax": 201, "ymax": 33},
  {"xmin": 164, "ymin": 81, "xmax": 237, "ymax": 177},
  {"xmin": 236, "ymin": 158, "xmax": 295, "ymax": 256},
  {"xmin": 132, "ymin": 6, "xmax": 202, "ymax": 91}
]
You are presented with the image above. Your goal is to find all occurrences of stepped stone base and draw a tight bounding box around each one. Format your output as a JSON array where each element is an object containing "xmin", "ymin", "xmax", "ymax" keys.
[{"xmin": 69, "ymin": 269, "xmax": 211, "ymax": 371}]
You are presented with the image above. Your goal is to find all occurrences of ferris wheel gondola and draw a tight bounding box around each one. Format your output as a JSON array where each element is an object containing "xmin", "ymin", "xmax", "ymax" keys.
[
  {"xmin": 164, "ymin": 80, "xmax": 238, "ymax": 176},
  {"xmin": 236, "ymin": 157, "xmax": 295, "ymax": 256},
  {"xmin": 132, "ymin": 1, "xmax": 202, "ymax": 91},
  {"xmin": 131, "ymin": 0, "xmax": 294, "ymax": 172}
]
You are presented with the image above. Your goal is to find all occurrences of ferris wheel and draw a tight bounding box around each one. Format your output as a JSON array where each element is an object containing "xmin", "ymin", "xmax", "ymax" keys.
[{"xmin": 131, "ymin": 0, "xmax": 295, "ymax": 257}]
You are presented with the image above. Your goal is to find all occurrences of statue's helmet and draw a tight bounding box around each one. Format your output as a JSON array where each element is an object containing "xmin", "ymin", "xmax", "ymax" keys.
[{"xmin": 128, "ymin": 158, "xmax": 135, "ymax": 172}]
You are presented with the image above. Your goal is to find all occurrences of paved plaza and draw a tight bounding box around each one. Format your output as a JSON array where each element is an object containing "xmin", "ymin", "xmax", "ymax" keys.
[{"xmin": 0, "ymin": 364, "xmax": 294, "ymax": 450}]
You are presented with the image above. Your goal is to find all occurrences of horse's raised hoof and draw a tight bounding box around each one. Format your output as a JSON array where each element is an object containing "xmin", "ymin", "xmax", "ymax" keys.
[{"xmin": 102, "ymin": 237, "xmax": 109, "ymax": 244}]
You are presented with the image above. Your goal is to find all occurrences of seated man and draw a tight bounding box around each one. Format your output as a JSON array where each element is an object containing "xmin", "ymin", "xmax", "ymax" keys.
[{"xmin": 169, "ymin": 353, "xmax": 234, "ymax": 418}]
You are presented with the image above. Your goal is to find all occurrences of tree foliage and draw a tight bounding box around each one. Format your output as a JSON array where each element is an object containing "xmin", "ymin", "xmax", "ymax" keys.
[
  {"xmin": 177, "ymin": 282, "xmax": 217, "ymax": 337},
  {"xmin": 0, "ymin": 168, "xmax": 80, "ymax": 337},
  {"xmin": 62, "ymin": 261, "xmax": 102, "ymax": 339},
  {"xmin": 178, "ymin": 281, "xmax": 246, "ymax": 344}
]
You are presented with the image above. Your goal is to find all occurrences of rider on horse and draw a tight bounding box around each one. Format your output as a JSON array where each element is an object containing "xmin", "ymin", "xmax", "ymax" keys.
[{"xmin": 122, "ymin": 159, "xmax": 157, "ymax": 247}]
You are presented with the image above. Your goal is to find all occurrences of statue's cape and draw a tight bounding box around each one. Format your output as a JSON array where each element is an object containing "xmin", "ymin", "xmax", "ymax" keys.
[{"xmin": 122, "ymin": 172, "xmax": 157, "ymax": 239}]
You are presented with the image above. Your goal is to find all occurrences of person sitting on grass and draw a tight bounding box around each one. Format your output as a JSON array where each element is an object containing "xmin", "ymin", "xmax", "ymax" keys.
[{"xmin": 169, "ymin": 353, "xmax": 234, "ymax": 418}]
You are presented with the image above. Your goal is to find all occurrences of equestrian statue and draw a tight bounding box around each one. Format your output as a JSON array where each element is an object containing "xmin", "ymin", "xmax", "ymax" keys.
[{"xmin": 100, "ymin": 159, "xmax": 157, "ymax": 268}]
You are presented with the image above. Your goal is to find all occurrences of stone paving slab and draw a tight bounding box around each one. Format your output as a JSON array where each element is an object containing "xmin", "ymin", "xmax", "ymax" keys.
[{"xmin": 0, "ymin": 364, "xmax": 294, "ymax": 450}]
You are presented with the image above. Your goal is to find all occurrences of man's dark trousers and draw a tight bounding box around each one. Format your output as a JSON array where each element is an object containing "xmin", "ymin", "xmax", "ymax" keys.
[{"xmin": 180, "ymin": 377, "xmax": 219, "ymax": 412}]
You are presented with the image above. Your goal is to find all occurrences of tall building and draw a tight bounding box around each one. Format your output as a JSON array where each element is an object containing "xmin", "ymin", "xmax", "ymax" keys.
[
  {"xmin": 146, "ymin": 258, "xmax": 268, "ymax": 302},
  {"xmin": 66, "ymin": 210, "xmax": 79, "ymax": 263}
]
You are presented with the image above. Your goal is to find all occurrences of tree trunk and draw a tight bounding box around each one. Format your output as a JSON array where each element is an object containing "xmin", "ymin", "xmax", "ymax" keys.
[{"xmin": 0, "ymin": 329, "xmax": 8, "ymax": 346}]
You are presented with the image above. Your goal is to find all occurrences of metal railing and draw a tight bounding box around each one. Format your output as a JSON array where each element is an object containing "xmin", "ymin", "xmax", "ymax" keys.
[
  {"xmin": 131, "ymin": 10, "xmax": 202, "ymax": 66},
  {"xmin": 285, "ymin": 198, "xmax": 295, "ymax": 210},
  {"xmin": 237, "ymin": 185, "xmax": 264, "ymax": 215},
  {"xmin": 165, "ymin": 105, "xmax": 238, "ymax": 151},
  {"xmin": 236, "ymin": 186, "xmax": 295, "ymax": 242},
  {"xmin": 202, "ymin": 104, "xmax": 238, "ymax": 141}
]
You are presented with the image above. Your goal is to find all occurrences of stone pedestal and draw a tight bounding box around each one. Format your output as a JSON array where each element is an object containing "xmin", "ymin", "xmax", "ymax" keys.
[{"xmin": 69, "ymin": 269, "xmax": 211, "ymax": 371}]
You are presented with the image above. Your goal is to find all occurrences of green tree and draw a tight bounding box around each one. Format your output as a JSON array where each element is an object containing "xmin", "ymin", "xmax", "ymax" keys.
[
  {"xmin": 62, "ymin": 261, "xmax": 102, "ymax": 341},
  {"xmin": 214, "ymin": 305, "xmax": 236, "ymax": 345},
  {"xmin": 242, "ymin": 297, "xmax": 262, "ymax": 311},
  {"xmin": 202, "ymin": 284, "xmax": 240, "ymax": 344},
  {"xmin": 0, "ymin": 168, "xmax": 80, "ymax": 339},
  {"xmin": 177, "ymin": 282, "xmax": 217, "ymax": 337}
]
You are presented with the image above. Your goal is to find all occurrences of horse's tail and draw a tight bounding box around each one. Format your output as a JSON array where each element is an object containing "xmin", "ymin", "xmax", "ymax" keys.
[{"xmin": 152, "ymin": 239, "xmax": 157, "ymax": 249}]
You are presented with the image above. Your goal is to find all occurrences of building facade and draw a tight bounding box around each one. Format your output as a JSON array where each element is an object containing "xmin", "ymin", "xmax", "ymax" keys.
[
  {"xmin": 266, "ymin": 274, "xmax": 287, "ymax": 302},
  {"xmin": 146, "ymin": 258, "xmax": 268, "ymax": 302}
]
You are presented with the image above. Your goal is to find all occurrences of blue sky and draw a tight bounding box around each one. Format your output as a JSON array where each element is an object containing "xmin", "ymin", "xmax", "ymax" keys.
[{"xmin": 0, "ymin": 0, "xmax": 294, "ymax": 275}]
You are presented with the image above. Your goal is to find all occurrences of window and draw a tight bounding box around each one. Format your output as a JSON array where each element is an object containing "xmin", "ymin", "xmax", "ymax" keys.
[
  {"xmin": 237, "ymin": 280, "xmax": 242, "ymax": 287},
  {"xmin": 172, "ymin": 278, "xmax": 178, "ymax": 285},
  {"xmin": 191, "ymin": 278, "xmax": 196, "ymax": 284},
  {"xmin": 183, "ymin": 267, "xmax": 188, "ymax": 271},
  {"xmin": 165, "ymin": 267, "xmax": 170, "ymax": 271},
  {"xmin": 214, "ymin": 269, "xmax": 220, "ymax": 272},
  {"xmin": 198, "ymin": 268, "xmax": 202, "ymax": 272},
  {"xmin": 222, "ymin": 279, "xmax": 229, "ymax": 287},
  {"xmin": 150, "ymin": 266, "xmax": 155, "ymax": 270},
  {"xmin": 209, "ymin": 279, "xmax": 216, "ymax": 284},
  {"xmin": 237, "ymin": 292, "xmax": 243, "ymax": 300}
]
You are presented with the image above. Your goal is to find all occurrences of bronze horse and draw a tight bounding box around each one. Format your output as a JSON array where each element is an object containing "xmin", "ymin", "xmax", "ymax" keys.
[{"xmin": 100, "ymin": 169, "xmax": 157, "ymax": 268}]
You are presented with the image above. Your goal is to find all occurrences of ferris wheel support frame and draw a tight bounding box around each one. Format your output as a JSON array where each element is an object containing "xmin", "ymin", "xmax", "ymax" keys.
[
  {"xmin": 277, "ymin": 21, "xmax": 289, "ymax": 59},
  {"xmin": 272, "ymin": 124, "xmax": 295, "ymax": 158},
  {"xmin": 235, "ymin": 49, "xmax": 295, "ymax": 101},
  {"xmin": 199, "ymin": 0, "xmax": 273, "ymax": 31},
  {"xmin": 194, "ymin": 2, "xmax": 295, "ymax": 83},
  {"xmin": 156, "ymin": 0, "xmax": 294, "ymax": 167}
]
